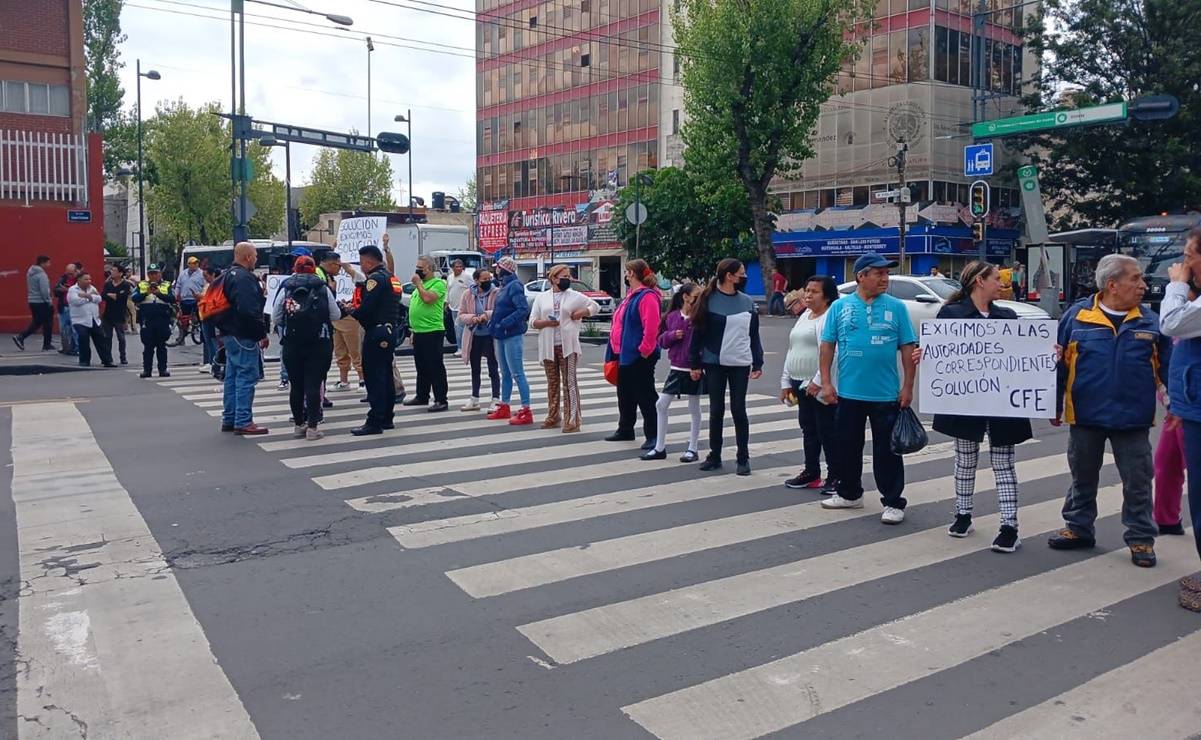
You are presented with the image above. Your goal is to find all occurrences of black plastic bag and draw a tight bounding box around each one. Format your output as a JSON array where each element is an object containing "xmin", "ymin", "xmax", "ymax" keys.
[{"xmin": 890, "ymin": 407, "xmax": 929, "ymax": 455}]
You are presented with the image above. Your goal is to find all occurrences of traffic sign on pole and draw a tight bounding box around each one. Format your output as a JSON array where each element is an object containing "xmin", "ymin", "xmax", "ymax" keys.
[
  {"xmin": 971, "ymin": 102, "xmax": 1127, "ymax": 139},
  {"xmin": 964, "ymin": 143, "xmax": 994, "ymax": 176},
  {"xmin": 625, "ymin": 202, "xmax": 648, "ymax": 225}
]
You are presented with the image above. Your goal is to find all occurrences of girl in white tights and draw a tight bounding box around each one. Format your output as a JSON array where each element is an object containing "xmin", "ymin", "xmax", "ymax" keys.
[{"xmin": 641, "ymin": 284, "xmax": 704, "ymax": 462}]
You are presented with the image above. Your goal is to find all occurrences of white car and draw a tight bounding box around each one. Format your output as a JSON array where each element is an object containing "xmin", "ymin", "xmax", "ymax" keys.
[
  {"xmin": 836, "ymin": 275, "xmax": 1049, "ymax": 333},
  {"xmin": 524, "ymin": 278, "xmax": 614, "ymax": 319}
]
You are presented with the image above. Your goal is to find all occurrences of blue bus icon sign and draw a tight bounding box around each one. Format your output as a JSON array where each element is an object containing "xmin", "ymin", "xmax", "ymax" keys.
[{"xmin": 965, "ymin": 143, "xmax": 994, "ymax": 176}]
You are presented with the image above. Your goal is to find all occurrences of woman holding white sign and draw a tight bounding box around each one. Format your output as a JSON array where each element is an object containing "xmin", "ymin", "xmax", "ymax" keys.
[{"xmin": 914, "ymin": 260, "xmax": 1032, "ymax": 553}]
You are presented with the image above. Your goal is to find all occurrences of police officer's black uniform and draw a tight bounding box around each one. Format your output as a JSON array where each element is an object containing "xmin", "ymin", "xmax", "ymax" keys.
[
  {"xmin": 132, "ymin": 264, "xmax": 177, "ymax": 378},
  {"xmin": 347, "ymin": 263, "xmax": 401, "ymax": 435}
]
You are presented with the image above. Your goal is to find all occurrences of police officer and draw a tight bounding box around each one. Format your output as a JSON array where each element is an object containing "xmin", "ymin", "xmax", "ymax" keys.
[
  {"xmin": 342, "ymin": 245, "xmax": 402, "ymax": 436},
  {"xmin": 132, "ymin": 262, "xmax": 177, "ymax": 378}
]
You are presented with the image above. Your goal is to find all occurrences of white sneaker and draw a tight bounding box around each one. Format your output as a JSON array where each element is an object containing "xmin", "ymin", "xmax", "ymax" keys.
[
  {"xmin": 881, "ymin": 507, "xmax": 906, "ymax": 525},
  {"xmin": 452, "ymin": 349, "xmax": 462, "ymax": 357},
  {"xmin": 199, "ymin": 363, "xmax": 211, "ymax": 374},
  {"xmin": 821, "ymin": 494, "xmax": 864, "ymax": 510},
  {"xmin": 292, "ymin": 425, "xmax": 306, "ymax": 438},
  {"xmin": 487, "ymin": 398, "xmax": 501, "ymax": 413},
  {"xmin": 461, "ymin": 397, "xmax": 480, "ymax": 412},
  {"xmin": 306, "ymin": 428, "xmax": 324, "ymax": 441},
  {"xmin": 333, "ymin": 381, "xmax": 351, "ymax": 391},
  {"xmin": 277, "ymin": 380, "xmax": 289, "ymax": 390}
]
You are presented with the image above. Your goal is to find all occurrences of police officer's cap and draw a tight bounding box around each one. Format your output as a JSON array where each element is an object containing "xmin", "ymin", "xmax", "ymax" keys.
[{"xmin": 147, "ymin": 263, "xmax": 162, "ymax": 272}]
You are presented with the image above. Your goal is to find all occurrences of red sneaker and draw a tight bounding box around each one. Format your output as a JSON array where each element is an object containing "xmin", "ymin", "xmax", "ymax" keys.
[
  {"xmin": 486, "ymin": 403, "xmax": 511, "ymax": 420},
  {"xmin": 509, "ymin": 407, "xmax": 534, "ymax": 426},
  {"xmin": 234, "ymin": 424, "xmax": 270, "ymax": 436}
]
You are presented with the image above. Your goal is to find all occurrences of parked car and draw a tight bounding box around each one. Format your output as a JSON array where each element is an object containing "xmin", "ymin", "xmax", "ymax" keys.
[
  {"xmin": 524, "ymin": 278, "xmax": 614, "ymax": 320},
  {"xmin": 836, "ymin": 275, "xmax": 1050, "ymax": 334}
]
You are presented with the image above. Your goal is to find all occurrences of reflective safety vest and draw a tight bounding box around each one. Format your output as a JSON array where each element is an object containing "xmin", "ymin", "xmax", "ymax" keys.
[
  {"xmin": 352, "ymin": 282, "xmax": 364, "ymax": 308},
  {"xmin": 390, "ymin": 276, "xmax": 402, "ymax": 293},
  {"xmin": 138, "ymin": 280, "xmax": 172, "ymax": 300}
]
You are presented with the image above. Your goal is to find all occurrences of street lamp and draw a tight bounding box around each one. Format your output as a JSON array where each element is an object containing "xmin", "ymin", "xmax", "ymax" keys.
[
  {"xmin": 258, "ymin": 135, "xmax": 292, "ymax": 248},
  {"xmin": 136, "ymin": 60, "xmax": 160, "ymax": 277},
  {"xmin": 366, "ymin": 37, "xmax": 374, "ymax": 138},
  {"xmin": 633, "ymin": 172, "xmax": 653, "ymax": 260},
  {"xmin": 231, "ymin": 1, "xmax": 352, "ymax": 242},
  {"xmin": 395, "ymin": 112, "xmax": 413, "ymax": 217}
]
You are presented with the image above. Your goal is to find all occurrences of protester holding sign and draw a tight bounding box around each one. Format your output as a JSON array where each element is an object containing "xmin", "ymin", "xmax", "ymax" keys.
[
  {"xmin": 1053, "ymin": 254, "xmax": 1171, "ymax": 568},
  {"xmin": 914, "ymin": 261, "xmax": 1033, "ymax": 553}
]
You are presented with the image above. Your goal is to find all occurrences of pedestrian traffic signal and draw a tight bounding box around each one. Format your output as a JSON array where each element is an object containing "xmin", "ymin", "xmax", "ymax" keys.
[
  {"xmin": 972, "ymin": 221, "xmax": 985, "ymax": 243},
  {"xmin": 376, "ymin": 132, "xmax": 410, "ymax": 154},
  {"xmin": 970, "ymin": 180, "xmax": 989, "ymax": 218}
]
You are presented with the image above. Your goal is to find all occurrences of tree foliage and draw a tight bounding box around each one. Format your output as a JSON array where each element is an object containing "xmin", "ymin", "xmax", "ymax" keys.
[
  {"xmin": 1020, "ymin": 0, "xmax": 1201, "ymax": 229},
  {"xmin": 143, "ymin": 100, "xmax": 284, "ymax": 246},
  {"xmin": 612, "ymin": 167, "xmax": 756, "ymax": 280},
  {"xmin": 673, "ymin": 0, "xmax": 874, "ymax": 280},
  {"xmin": 299, "ymin": 147, "xmax": 397, "ymax": 225},
  {"xmin": 457, "ymin": 172, "xmax": 478, "ymax": 212},
  {"xmin": 83, "ymin": 0, "xmax": 133, "ymax": 173}
]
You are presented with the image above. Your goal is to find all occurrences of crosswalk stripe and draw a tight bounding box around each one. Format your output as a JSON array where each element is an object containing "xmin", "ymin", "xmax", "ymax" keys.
[
  {"xmin": 184, "ymin": 374, "xmax": 619, "ymax": 403},
  {"xmin": 516, "ymin": 451, "xmax": 1074, "ymax": 665},
  {"xmin": 619, "ymin": 534, "xmax": 1196, "ymax": 740},
  {"xmin": 962, "ymin": 629, "xmax": 1201, "ymax": 739},
  {"xmin": 10, "ymin": 403, "xmax": 259, "ymax": 739},
  {"xmin": 316, "ymin": 418, "xmax": 803, "ymax": 490},
  {"xmin": 446, "ymin": 454, "xmax": 1075, "ymax": 598},
  {"xmin": 281, "ymin": 400, "xmax": 787, "ymax": 467},
  {"xmin": 153, "ymin": 365, "xmax": 603, "ymax": 392},
  {"xmin": 387, "ymin": 441, "xmax": 1040, "ymax": 549}
]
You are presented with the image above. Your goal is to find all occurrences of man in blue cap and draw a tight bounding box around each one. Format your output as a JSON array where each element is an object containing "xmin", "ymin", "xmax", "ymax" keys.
[{"xmin": 818, "ymin": 252, "xmax": 918, "ymax": 525}]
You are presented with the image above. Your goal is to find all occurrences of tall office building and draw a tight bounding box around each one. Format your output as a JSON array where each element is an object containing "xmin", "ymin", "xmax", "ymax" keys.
[
  {"xmin": 474, "ymin": 0, "xmax": 662, "ymax": 294},
  {"xmin": 770, "ymin": 0, "xmax": 1034, "ymax": 280}
]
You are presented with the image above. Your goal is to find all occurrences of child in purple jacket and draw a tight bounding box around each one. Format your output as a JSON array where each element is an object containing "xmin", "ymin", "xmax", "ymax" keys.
[{"xmin": 641, "ymin": 283, "xmax": 704, "ymax": 462}]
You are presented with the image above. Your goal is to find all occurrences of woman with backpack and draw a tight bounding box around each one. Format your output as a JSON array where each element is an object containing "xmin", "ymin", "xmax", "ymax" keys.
[
  {"xmin": 641, "ymin": 282, "xmax": 703, "ymax": 462},
  {"xmin": 271, "ymin": 256, "xmax": 341, "ymax": 441},
  {"xmin": 688, "ymin": 258, "xmax": 764, "ymax": 476},
  {"xmin": 606, "ymin": 259, "xmax": 662, "ymax": 448}
]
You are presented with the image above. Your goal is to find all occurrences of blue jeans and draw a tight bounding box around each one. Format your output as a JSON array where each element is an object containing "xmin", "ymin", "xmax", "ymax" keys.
[
  {"xmin": 222, "ymin": 336, "xmax": 261, "ymax": 428},
  {"xmin": 59, "ymin": 307, "xmax": 78, "ymax": 351},
  {"xmin": 275, "ymin": 325, "xmax": 289, "ymax": 382},
  {"xmin": 454, "ymin": 314, "xmax": 465, "ymax": 350},
  {"xmin": 496, "ymin": 334, "xmax": 530, "ymax": 407},
  {"xmin": 769, "ymin": 292, "xmax": 785, "ymax": 315},
  {"xmin": 201, "ymin": 322, "xmax": 219, "ymax": 365}
]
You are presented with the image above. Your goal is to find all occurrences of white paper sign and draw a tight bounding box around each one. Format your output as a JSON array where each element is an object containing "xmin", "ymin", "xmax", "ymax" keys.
[
  {"xmin": 334, "ymin": 274, "xmax": 355, "ymax": 303},
  {"xmin": 263, "ymin": 273, "xmax": 288, "ymax": 315},
  {"xmin": 335, "ymin": 217, "xmax": 386, "ymax": 265},
  {"xmin": 918, "ymin": 318, "xmax": 1058, "ymax": 418}
]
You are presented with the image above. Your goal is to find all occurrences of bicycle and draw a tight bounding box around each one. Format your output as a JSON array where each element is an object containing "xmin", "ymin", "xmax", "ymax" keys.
[{"xmin": 170, "ymin": 302, "xmax": 203, "ymax": 346}]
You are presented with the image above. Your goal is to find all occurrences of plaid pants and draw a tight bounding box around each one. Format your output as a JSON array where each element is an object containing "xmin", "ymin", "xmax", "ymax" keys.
[{"xmin": 954, "ymin": 438, "xmax": 1019, "ymax": 529}]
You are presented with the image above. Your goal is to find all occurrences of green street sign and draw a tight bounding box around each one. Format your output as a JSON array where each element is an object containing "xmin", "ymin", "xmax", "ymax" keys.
[{"xmin": 972, "ymin": 102, "xmax": 1127, "ymax": 139}]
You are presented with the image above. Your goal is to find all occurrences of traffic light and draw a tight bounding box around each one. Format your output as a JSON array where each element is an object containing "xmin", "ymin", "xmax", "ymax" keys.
[
  {"xmin": 972, "ymin": 221, "xmax": 985, "ymax": 243},
  {"xmin": 969, "ymin": 180, "xmax": 989, "ymax": 218},
  {"xmin": 376, "ymin": 132, "xmax": 410, "ymax": 154}
]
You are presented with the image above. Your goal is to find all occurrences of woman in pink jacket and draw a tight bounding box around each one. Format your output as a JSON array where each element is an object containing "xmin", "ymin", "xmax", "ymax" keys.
[
  {"xmin": 605, "ymin": 259, "xmax": 662, "ymax": 449},
  {"xmin": 458, "ymin": 269, "xmax": 500, "ymax": 412}
]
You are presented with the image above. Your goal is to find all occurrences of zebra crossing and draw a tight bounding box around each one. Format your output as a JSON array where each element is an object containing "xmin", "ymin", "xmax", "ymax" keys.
[{"xmin": 138, "ymin": 359, "xmax": 1201, "ymax": 738}]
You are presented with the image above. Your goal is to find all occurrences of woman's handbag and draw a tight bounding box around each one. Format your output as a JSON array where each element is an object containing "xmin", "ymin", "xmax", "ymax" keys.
[{"xmin": 603, "ymin": 343, "xmax": 619, "ymax": 385}]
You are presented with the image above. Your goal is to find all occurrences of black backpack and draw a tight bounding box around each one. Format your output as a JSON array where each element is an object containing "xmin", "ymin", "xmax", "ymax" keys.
[{"xmin": 280, "ymin": 274, "xmax": 330, "ymax": 344}]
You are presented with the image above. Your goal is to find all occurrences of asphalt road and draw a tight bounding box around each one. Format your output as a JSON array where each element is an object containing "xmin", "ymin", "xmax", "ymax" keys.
[{"xmin": 1, "ymin": 318, "xmax": 1199, "ymax": 739}]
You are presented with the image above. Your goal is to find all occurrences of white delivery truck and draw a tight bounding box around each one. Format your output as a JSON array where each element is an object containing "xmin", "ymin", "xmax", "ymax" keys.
[{"xmin": 384, "ymin": 223, "xmax": 485, "ymax": 279}]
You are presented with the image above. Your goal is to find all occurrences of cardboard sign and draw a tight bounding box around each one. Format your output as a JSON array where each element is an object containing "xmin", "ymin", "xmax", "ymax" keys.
[
  {"xmin": 918, "ymin": 318, "xmax": 1058, "ymax": 418},
  {"xmin": 335, "ymin": 216, "xmax": 386, "ymax": 265}
]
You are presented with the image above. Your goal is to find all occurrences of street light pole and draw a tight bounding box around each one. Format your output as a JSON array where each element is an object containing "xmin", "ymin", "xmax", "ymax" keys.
[
  {"xmin": 136, "ymin": 60, "xmax": 160, "ymax": 277},
  {"xmin": 260, "ymin": 135, "xmax": 293, "ymax": 248},
  {"xmin": 395, "ymin": 112, "xmax": 414, "ymax": 217},
  {"xmin": 633, "ymin": 172, "xmax": 653, "ymax": 260},
  {"xmin": 366, "ymin": 37, "xmax": 374, "ymax": 138}
]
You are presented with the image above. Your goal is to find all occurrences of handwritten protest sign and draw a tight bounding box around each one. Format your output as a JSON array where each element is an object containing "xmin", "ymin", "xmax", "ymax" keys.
[
  {"xmin": 336, "ymin": 217, "xmax": 386, "ymax": 265},
  {"xmin": 263, "ymin": 273, "xmax": 288, "ymax": 315},
  {"xmin": 918, "ymin": 318, "xmax": 1058, "ymax": 418}
]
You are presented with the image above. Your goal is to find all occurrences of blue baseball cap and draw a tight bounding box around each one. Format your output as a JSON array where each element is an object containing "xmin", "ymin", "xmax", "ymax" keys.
[
  {"xmin": 853, "ymin": 252, "xmax": 898, "ymax": 274},
  {"xmin": 290, "ymin": 247, "xmax": 313, "ymax": 257}
]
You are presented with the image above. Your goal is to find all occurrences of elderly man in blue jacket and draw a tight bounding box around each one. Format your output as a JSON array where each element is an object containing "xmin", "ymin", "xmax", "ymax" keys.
[{"xmin": 1052, "ymin": 253, "xmax": 1171, "ymax": 568}]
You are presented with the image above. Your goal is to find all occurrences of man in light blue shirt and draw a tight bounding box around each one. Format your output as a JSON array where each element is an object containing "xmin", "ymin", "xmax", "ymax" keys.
[{"xmin": 819, "ymin": 252, "xmax": 918, "ymax": 524}]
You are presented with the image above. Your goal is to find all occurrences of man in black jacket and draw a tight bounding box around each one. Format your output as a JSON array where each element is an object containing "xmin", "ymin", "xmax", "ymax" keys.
[{"xmin": 216, "ymin": 242, "xmax": 271, "ymax": 435}]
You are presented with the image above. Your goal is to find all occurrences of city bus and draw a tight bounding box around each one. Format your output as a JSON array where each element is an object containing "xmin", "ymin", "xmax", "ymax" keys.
[{"xmin": 1116, "ymin": 213, "xmax": 1201, "ymax": 306}]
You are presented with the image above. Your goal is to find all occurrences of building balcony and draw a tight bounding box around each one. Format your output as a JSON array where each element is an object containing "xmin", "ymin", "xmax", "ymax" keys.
[{"xmin": 0, "ymin": 128, "xmax": 90, "ymax": 205}]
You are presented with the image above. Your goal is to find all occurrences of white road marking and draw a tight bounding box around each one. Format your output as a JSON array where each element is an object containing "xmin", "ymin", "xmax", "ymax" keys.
[
  {"xmin": 620, "ymin": 535, "xmax": 1195, "ymax": 740},
  {"xmin": 10, "ymin": 402, "xmax": 260, "ymax": 739}
]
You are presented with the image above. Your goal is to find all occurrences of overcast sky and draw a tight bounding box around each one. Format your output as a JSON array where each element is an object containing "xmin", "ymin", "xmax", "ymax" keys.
[{"xmin": 118, "ymin": 0, "xmax": 477, "ymax": 207}]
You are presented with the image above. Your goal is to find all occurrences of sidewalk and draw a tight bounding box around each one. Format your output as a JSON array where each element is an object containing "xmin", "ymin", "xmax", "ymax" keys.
[{"xmin": 1, "ymin": 331, "xmax": 205, "ymax": 371}]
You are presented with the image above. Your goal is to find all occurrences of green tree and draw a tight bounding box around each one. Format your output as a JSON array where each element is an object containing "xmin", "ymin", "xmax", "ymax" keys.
[
  {"xmin": 1020, "ymin": 0, "xmax": 1201, "ymax": 228},
  {"xmin": 673, "ymin": 0, "xmax": 873, "ymax": 280},
  {"xmin": 300, "ymin": 147, "xmax": 396, "ymax": 225},
  {"xmin": 456, "ymin": 172, "xmax": 478, "ymax": 212},
  {"xmin": 143, "ymin": 100, "xmax": 284, "ymax": 245},
  {"xmin": 83, "ymin": 0, "xmax": 133, "ymax": 173},
  {"xmin": 612, "ymin": 167, "xmax": 756, "ymax": 280}
]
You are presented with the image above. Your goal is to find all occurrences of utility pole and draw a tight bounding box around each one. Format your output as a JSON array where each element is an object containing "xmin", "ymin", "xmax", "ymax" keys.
[{"xmin": 891, "ymin": 140, "xmax": 909, "ymax": 272}]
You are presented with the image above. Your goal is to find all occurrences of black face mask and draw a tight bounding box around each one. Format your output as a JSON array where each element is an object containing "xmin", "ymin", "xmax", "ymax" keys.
[
  {"xmin": 479, "ymin": 280, "xmax": 493, "ymax": 292},
  {"xmin": 736, "ymin": 276, "xmax": 748, "ymax": 292},
  {"xmin": 557, "ymin": 277, "xmax": 572, "ymax": 291}
]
